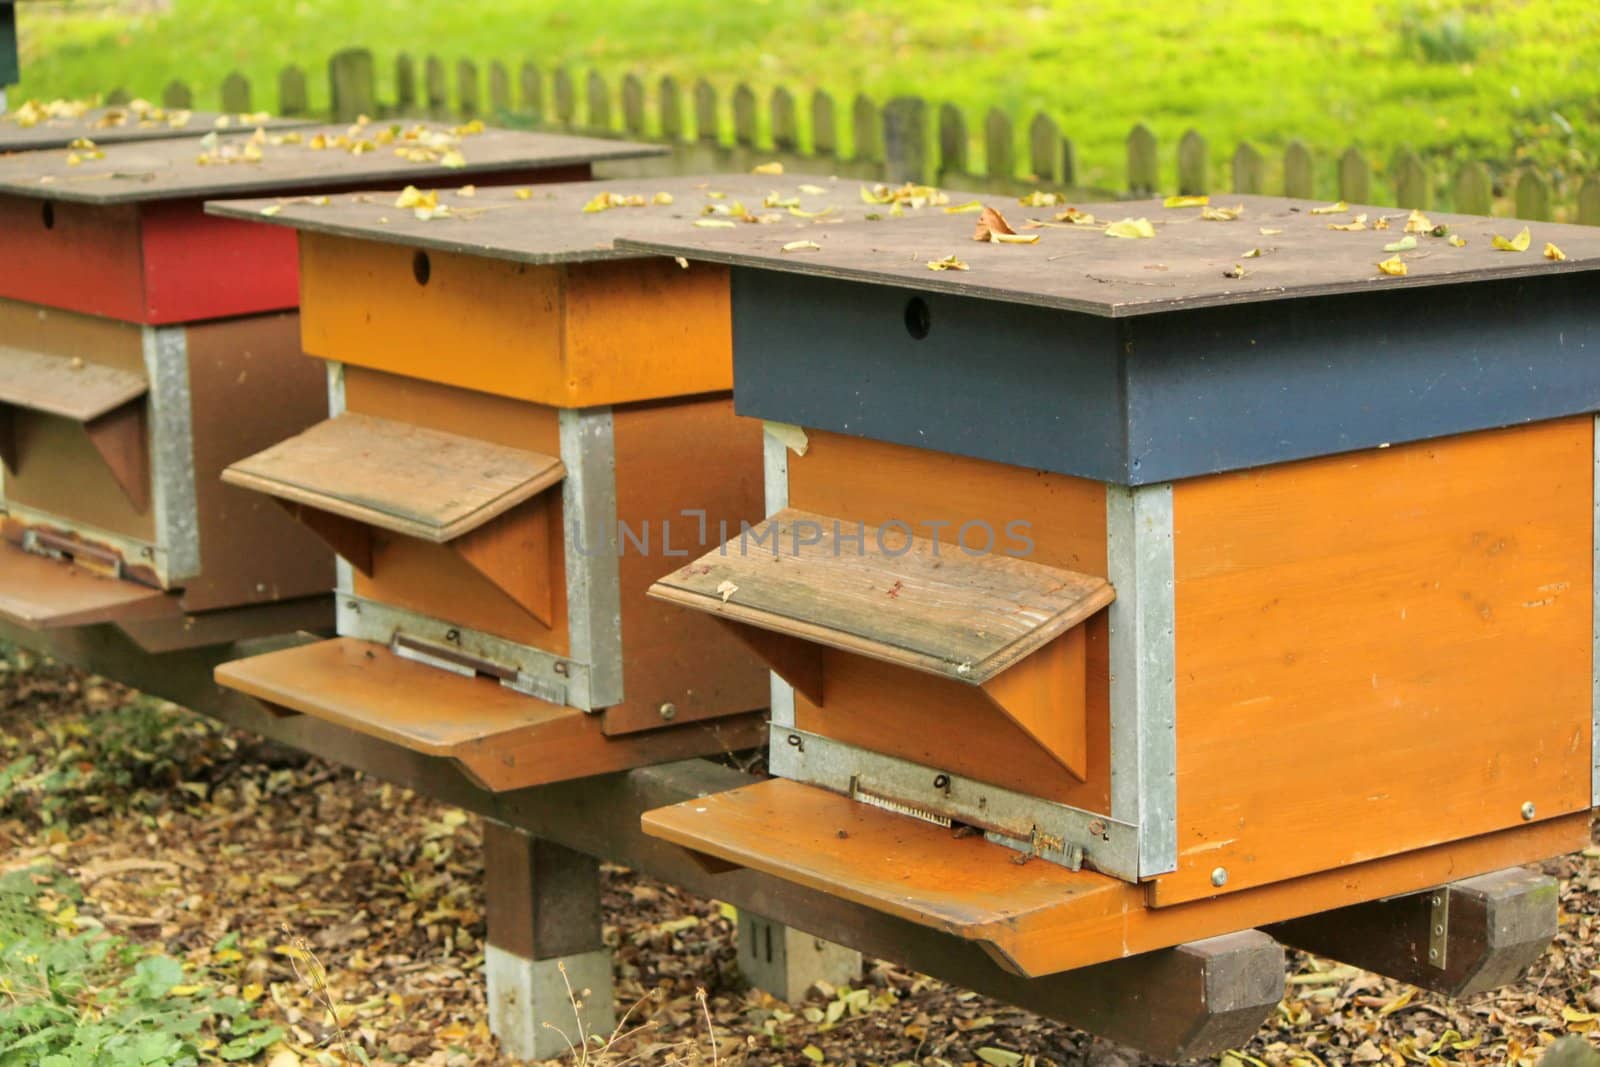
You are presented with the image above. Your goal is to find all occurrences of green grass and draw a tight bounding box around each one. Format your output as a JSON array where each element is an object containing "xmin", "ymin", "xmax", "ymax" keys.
[{"xmin": 14, "ymin": 0, "xmax": 1600, "ymax": 193}]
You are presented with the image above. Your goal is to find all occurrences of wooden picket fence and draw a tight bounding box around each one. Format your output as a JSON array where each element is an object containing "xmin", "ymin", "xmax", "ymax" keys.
[{"xmin": 108, "ymin": 48, "xmax": 1600, "ymax": 224}]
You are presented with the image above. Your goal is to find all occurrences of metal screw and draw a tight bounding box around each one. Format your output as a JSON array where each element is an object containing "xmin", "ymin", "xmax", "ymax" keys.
[
  {"xmin": 659, "ymin": 702, "xmax": 678, "ymax": 721},
  {"xmin": 444, "ymin": 628, "xmax": 461, "ymax": 645},
  {"xmin": 1430, "ymin": 895, "xmax": 1442, "ymax": 907},
  {"xmin": 1428, "ymin": 947, "xmax": 1439, "ymax": 960},
  {"xmin": 1434, "ymin": 924, "xmax": 1445, "ymax": 935},
  {"xmin": 552, "ymin": 661, "xmax": 569, "ymax": 676},
  {"xmin": 345, "ymin": 599, "xmax": 361, "ymax": 613},
  {"xmin": 1521, "ymin": 801, "xmax": 1537, "ymax": 821},
  {"xmin": 786, "ymin": 733, "xmax": 804, "ymax": 752},
  {"xmin": 1210, "ymin": 867, "xmax": 1228, "ymax": 887},
  {"xmin": 1087, "ymin": 819, "xmax": 1108, "ymax": 838},
  {"xmin": 932, "ymin": 774, "xmax": 951, "ymax": 794}
]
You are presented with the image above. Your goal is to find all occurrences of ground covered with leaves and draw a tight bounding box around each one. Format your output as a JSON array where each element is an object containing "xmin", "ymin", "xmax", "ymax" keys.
[{"xmin": 1, "ymin": 647, "xmax": 1598, "ymax": 1066}]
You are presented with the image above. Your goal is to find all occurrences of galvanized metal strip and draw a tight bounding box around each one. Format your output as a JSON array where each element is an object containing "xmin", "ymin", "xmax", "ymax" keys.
[
  {"xmin": 560, "ymin": 407, "xmax": 623, "ymax": 709},
  {"xmin": 763, "ymin": 423, "xmax": 795, "ymax": 729},
  {"xmin": 1106, "ymin": 483, "xmax": 1178, "ymax": 878},
  {"xmin": 326, "ymin": 360, "xmax": 346, "ymax": 416},
  {"xmin": 337, "ymin": 593, "xmax": 586, "ymax": 706},
  {"xmin": 769, "ymin": 725, "xmax": 1139, "ymax": 881},
  {"xmin": 1592, "ymin": 415, "xmax": 1599, "ymax": 807},
  {"xmin": 142, "ymin": 325, "xmax": 201, "ymax": 582}
]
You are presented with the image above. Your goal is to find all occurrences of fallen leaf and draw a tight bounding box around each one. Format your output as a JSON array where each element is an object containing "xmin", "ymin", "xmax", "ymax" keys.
[
  {"xmin": 1545, "ymin": 242, "xmax": 1568, "ymax": 261},
  {"xmin": 752, "ymin": 161, "xmax": 784, "ymax": 175},
  {"xmin": 259, "ymin": 205, "xmax": 282, "ymax": 217},
  {"xmin": 1448, "ymin": 234, "xmax": 1467, "ymax": 247},
  {"xmin": 1019, "ymin": 190, "xmax": 1065, "ymax": 207},
  {"xmin": 394, "ymin": 186, "xmax": 437, "ymax": 210},
  {"xmin": 802, "ymin": 1045, "xmax": 826, "ymax": 1063},
  {"xmin": 1492, "ymin": 226, "xmax": 1532, "ymax": 252},
  {"xmin": 1224, "ymin": 264, "xmax": 1247, "ymax": 278},
  {"xmin": 1404, "ymin": 209, "xmax": 1434, "ymax": 234},
  {"xmin": 514, "ymin": 187, "xmax": 533, "ymax": 200},
  {"xmin": 944, "ymin": 200, "xmax": 984, "ymax": 214},
  {"xmin": 1373, "ymin": 216, "xmax": 1390, "ymax": 229},
  {"xmin": 1259, "ymin": 226, "xmax": 1283, "ymax": 235},
  {"xmin": 1378, "ymin": 987, "xmax": 1416, "ymax": 1016},
  {"xmin": 438, "ymin": 149, "xmax": 467, "ymax": 169},
  {"xmin": 716, "ymin": 580, "xmax": 738, "ymax": 603},
  {"xmin": 1056, "ymin": 206, "xmax": 1097, "ymax": 225},
  {"xmin": 1243, "ymin": 248, "xmax": 1264, "ymax": 258},
  {"xmin": 782, "ymin": 240, "xmax": 822, "ymax": 253},
  {"xmin": 1310, "ymin": 200, "xmax": 1349, "ymax": 215},
  {"xmin": 1384, "ymin": 235, "xmax": 1418, "ymax": 252},
  {"xmin": 1164, "ymin": 194, "xmax": 1209, "ymax": 207},
  {"xmin": 977, "ymin": 1050, "xmax": 1024, "ymax": 1067},
  {"xmin": 973, "ymin": 206, "xmax": 1018, "ymax": 241},
  {"xmin": 1377, "ymin": 255, "xmax": 1408, "ymax": 276},
  {"xmin": 1328, "ymin": 214, "xmax": 1369, "ymax": 231},
  {"xmin": 798, "ymin": 183, "xmax": 828, "ymax": 194},
  {"xmin": 1201, "ymin": 204, "xmax": 1245, "ymax": 221},
  {"xmin": 694, "ymin": 219, "xmax": 737, "ymax": 228},
  {"xmin": 1104, "ymin": 217, "xmax": 1156, "ymax": 239},
  {"xmin": 927, "ymin": 254, "xmax": 969, "ymax": 271}
]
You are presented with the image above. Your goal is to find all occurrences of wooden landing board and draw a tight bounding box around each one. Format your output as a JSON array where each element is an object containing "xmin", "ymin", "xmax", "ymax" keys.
[
  {"xmin": 650, "ymin": 508, "xmax": 1113, "ymax": 684},
  {"xmin": 221, "ymin": 413, "xmax": 565, "ymax": 543},
  {"xmin": 643, "ymin": 776, "xmax": 1122, "ymax": 977},
  {"xmin": 0, "ymin": 540, "xmax": 175, "ymax": 629},
  {"xmin": 215, "ymin": 637, "xmax": 764, "ymax": 791},
  {"xmin": 616, "ymin": 194, "xmax": 1600, "ymax": 318},
  {"xmin": 0, "ymin": 104, "xmax": 310, "ymax": 152},
  {"xmin": 206, "ymin": 174, "xmax": 970, "ymax": 266},
  {"xmin": 0, "ymin": 121, "xmax": 663, "ymax": 204},
  {"xmin": 0, "ymin": 346, "xmax": 146, "ymax": 420}
]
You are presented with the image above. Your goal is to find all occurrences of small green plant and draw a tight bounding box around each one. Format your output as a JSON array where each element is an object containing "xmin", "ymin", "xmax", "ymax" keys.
[
  {"xmin": 1396, "ymin": 3, "xmax": 1489, "ymax": 63},
  {"xmin": 0, "ymin": 864, "xmax": 283, "ymax": 1067}
]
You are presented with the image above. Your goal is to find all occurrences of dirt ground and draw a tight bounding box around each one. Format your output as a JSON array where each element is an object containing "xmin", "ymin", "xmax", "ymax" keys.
[{"xmin": 1, "ymin": 650, "xmax": 1597, "ymax": 1067}]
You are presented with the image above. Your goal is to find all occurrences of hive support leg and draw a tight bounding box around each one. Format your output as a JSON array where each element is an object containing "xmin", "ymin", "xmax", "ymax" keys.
[
  {"xmin": 482, "ymin": 822, "xmax": 616, "ymax": 1060},
  {"xmin": 737, "ymin": 910, "xmax": 862, "ymax": 1001},
  {"xmin": 1266, "ymin": 867, "xmax": 1558, "ymax": 997}
]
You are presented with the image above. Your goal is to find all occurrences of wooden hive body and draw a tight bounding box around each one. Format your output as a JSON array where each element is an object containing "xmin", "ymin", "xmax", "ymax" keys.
[
  {"xmin": 627, "ymin": 195, "xmax": 1600, "ymax": 974},
  {"xmin": 0, "ymin": 123, "xmax": 660, "ymax": 647},
  {"xmin": 213, "ymin": 174, "xmax": 934, "ymax": 788}
]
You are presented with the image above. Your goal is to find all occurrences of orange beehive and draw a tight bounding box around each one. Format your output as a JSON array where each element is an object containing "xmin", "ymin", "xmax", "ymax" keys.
[{"xmin": 624, "ymin": 196, "xmax": 1600, "ymax": 976}]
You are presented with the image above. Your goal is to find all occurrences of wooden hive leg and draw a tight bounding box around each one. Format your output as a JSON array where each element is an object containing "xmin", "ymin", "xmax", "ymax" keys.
[
  {"xmin": 1266, "ymin": 867, "xmax": 1558, "ymax": 998},
  {"xmin": 735, "ymin": 910, "xmax": 861, "ymax": 1002},
  {"xmin": 482, "ymin": 822, "xmax": 616, "ymax": 1060}
]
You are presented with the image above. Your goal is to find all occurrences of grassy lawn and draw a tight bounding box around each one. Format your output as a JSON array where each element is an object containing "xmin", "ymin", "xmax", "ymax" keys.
[{"xmin": 14, "ymin": 0, "xmax": 1600, "ymax": 192}]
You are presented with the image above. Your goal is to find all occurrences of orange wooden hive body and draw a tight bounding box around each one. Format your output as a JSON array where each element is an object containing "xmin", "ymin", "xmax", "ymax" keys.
[
  {"xmin": 0, "ymin": 119, "xmax": 660, "ymax": 648},
  {"xmin": 209, "ymin": 174, "xmax": 951, "ymax": 789},
  {"xmin": 623, "ymin": 195, "xmax": 1600, "ymax": 976}
]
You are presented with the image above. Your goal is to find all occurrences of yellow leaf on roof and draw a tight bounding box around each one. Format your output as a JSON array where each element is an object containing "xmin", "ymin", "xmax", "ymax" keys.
[
  {"xmin": 1310, "ymin": 201, "xmax": 1348, "ymax": 215},
  {"xmin": 1376, "ymin": 255, "xmax": 1408, "ymax": 276},
  {"xmin": 1201, "ymin": 204, "xmax": 1244, "ymax": 221},
  {"xmin": 1243, "ymin": 248, "xmax": 1264, "ymax": 258},
  {"xmin": 653, "ymin": 191, "xmax": 675, "ymax": 205},
  {"xmin": 394, "ymin": 186, "xmax": 438, "ymax": 210},
  {"xmin": 694, "ymin": 219, "xmax": 737, "ymax": 228},
  {"xmin": 1448, "ymin": 234, "xmax": 1467, "ymax": 247},
  {"xmin": 1020, "ymin": 190, "xmax": 1065, "ymax": 207},
  {"xmin": 1164, "ymin": 194, "xmax": 1209, "ymax": 207},
  {"xmin": 1545, "ymin": 242, "xmax": 1568, "ymax": 261},
  {"xmin": 457, "ymin": 184, "xmax": 476, "ymax": 197},
  {"xmin": 1328, "ymin": 214, "xmax": 1369, "ymax": 231},
  {"xmin": 514, "ymin": 188, "xmax": 533, "ymax": 200},
  {"xmin": 1492, "ymin": 227, "xmax": 1532, "ymax": 252},
  {"xmin": 993, "ymin": 232, "xmax": 1041, "ymax": 244},
  {"xmin": 944, "ymin": 201, "xmax": 984, "ymax": 214},
  {"xmin": 782, "ymin": 240, "xmax": 822, "ymax": 253},
  {"xmin": 1383, "ymin": 235, "xmax": 1417, "ymax": 252},
  {"xmin": 1259, "ymin": 227, "xmax": 1283, "ymax": 235},
  {"xmin": 1105, "ymin": 217, "xmax": 1156, "ymax": 239},
  {"xmin": 973, "ymin": 206, "xmax": 1019, "ymax": 242},
  {"xmin": 259, "ymin": 205, "xmax": 282, "ymax": 217},
  {"xmin": 798, "ymin": 183, "xmax": 828, "ymax": 195},
  {"xmin": 1404, "ymin": 209, "xmax": 1434, "ymax": 234},
  {"xmin": 927, "ymin": 254, "xmax": 969, "ymax": 271},
  {"xmin": 439, "ymin": 149, "xmax": 467, "ymax": 169}
]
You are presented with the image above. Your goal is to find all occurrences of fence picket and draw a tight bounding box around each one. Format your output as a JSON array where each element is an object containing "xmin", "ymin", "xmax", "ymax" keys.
[
  {"xmin": 884, "ymin": 96, "xmax": 927, "ymax": 183},
  {"xmin": 694, "ymin": 79, "xmax": 717, "ymax": 143},
  {"xmin": 220, "ymin": 72, "xmax": 250, "ymax": 114},
  {"xmin": 812, "ymin": 90, "xmax": 837, "ymax": 157},
  {"xmin": 278, "ymin": 66, "xmax": 309, "ymax": 117},
  {"xmin": 489, "ymin": 61, "xmax": 511, "ymax": 116},
  {"xmin": 1283, "ymin": 140, "xmax": 1314, "ymax": 198},
  {"xmin": 938, "ymin": 103, "xmax": 967, "ymax": 176},
  {"xmin": 394, "ymin": 55, "xmax": 416, "ymax": 116},
  {"xmin": 1453, "ymin": 161, "xmax": 1492, "ymax": 215},
  {"xmin": 328, "ymin": 49, "xmax": 375, "ymax": 123},
  {"xmin": 521, "ymin": 63, "xmax": 543, "ymax": 124},
  {"xmin": 458, "ymin": 60, "xmax": 480, "ymax": 119},
  {"xmin": 1232, "ymin": 142, "xmax": 1263, "ymax": 194},
  {"xmin": 1177, "ymin": 128, "xmax": 1207, "ymax": 195},
  {"xmin": 586, "ymin": 69, "xmax": 610, "ymax": 130},
  {"xmin": 734, "ymin": 84, "xmax": 757, "ymax": 148},
  {"xmin": 1029, "ymin": 112, "xmax": 1060, "ymax": 184},
  {"xmin": 553, "ymin": 68, "xmax": 575, "ymax": 127},
  {"xmin": 622, "ymin": 73, "xmax": 646, "ymax": 135},
  {"xmin": 162, "ymin": 80, "xmax": 193, "ymax": 110},
  {"xmin": 985, "ymin": 108, "xmax": 1013, "ymax": 181},
  {"xmin": 1337, "ymin": 146, "xmax": 1369, "ymax": 203},
  {"xmin": 1393, "ymin": 149, "xmax": 1428, "ymax": 209},
  {"xmin": 425, "ymin": 56, "xmax": 448, "ymax": 119},
  {"xmin": 658, "ymin": 76, "xmax": 681, "ymax": 141},
  {"xmin": 1126, "ymin": 124, "xmax": 1157, "ymax": 196},
  {"xmin": 771, "ymin": 86, "xmax": 798, "ymax": 152},
  {"xmin": 853, "ymin": 94, "xmax": 882, "ymax": 163},
  {"xmin": 1515, "ymin": 168, "xmax": 1551, "ymax": 221}
]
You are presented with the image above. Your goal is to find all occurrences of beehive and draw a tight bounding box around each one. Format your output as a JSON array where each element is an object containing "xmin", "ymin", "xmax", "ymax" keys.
[
  {"xmin": 0, "ymin": 120, "xmax": 661, "ymax": 649},
  {"xmin": 624, "ymin": 195, "xmax": 1600, "ymax": 976},
  {"xmin": 206, "ymin": 174, "xmax": 963, "ymax": 790}
]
